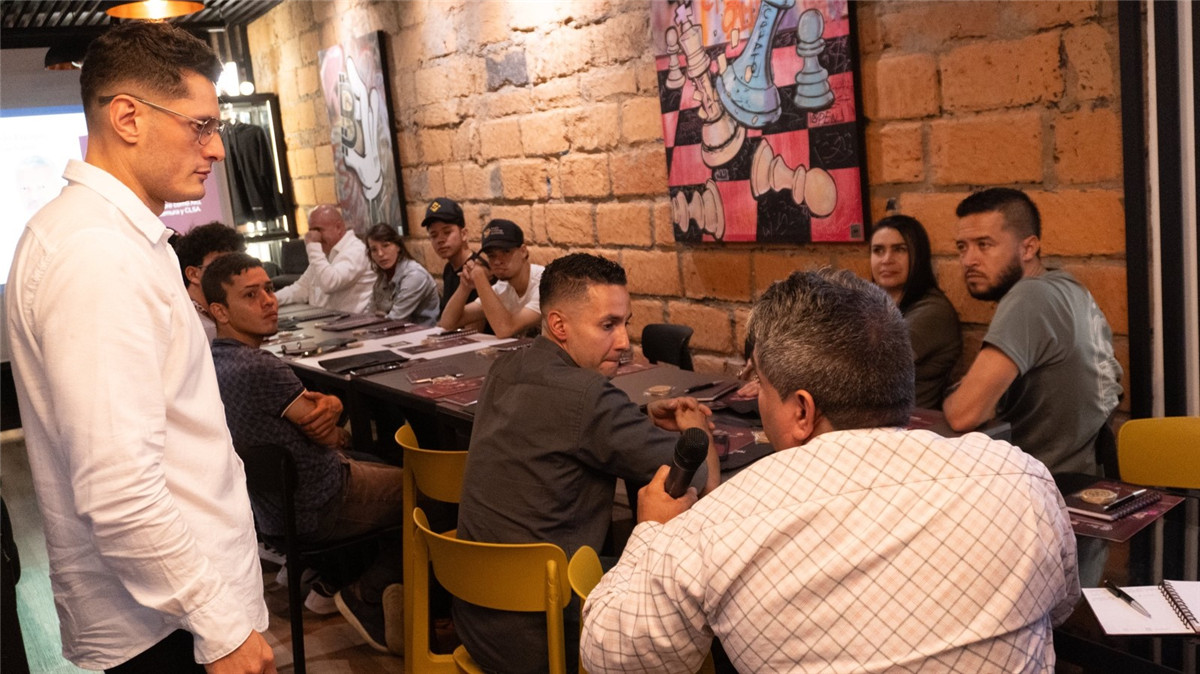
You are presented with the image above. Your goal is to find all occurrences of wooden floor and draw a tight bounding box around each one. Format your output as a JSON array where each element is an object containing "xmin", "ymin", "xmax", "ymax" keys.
[
  {"xmin": 4, "ymin": 429, "xmax": 635, "ymax": 673},
  {"xmin": 3, "ymin": 430, "xmax": 402, "ymax": 673}
]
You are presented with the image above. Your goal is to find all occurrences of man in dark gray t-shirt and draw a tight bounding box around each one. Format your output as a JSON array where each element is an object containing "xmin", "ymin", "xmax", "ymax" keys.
[{"xmin": 944, "ymin": 189, "xmax": 1122, "ymax": 475}]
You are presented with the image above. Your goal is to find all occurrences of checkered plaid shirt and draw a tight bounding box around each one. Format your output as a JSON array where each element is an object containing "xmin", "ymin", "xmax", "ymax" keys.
[{"xmin": 581, "ymin": 428, "xmax": 1080, "ymax": 673}]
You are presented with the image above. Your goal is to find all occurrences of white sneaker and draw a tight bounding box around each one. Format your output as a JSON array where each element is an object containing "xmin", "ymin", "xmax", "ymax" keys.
[
  {"xmin": 274, "ymin": 565, "xmax": 319, "ymax": 590},
  {"xmin": 305, "ymin": 586, "xmax": 339, "ymax": 614},
  {"xmin": 258, "ymin": 542, "xmax": 286, "ymax": 566}
]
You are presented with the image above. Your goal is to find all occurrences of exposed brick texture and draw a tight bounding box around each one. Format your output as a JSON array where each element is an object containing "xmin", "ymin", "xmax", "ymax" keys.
[
  {"xmin": 681, "ymin": 251, "xmax": 752, "ymax": 301},
  {"xmin": 1033, "ymin": 189, "xmax": 1125, "ymax": 255},
  {"xmin": 667, "ymin": 301, "xmax": 733, "ymax": 353},
  {"xmin": 866, "ymin": 122, "xmax": 924, "ymax": 184},
  {"xmin": 1054, "ymin": 107, "xmax": 1122, "ymax": 184},
  {"xmin": 861, "ymin": 53, "xmax": 939, "ymax": 120},
  {"xmin": 930, "ymin": 112, "xmax": 1044, "ymax": 185},
  {"xmin": 248, "ymin": 0, "xmax": 1128, "ymax": 372},
  {"xmin": 596, "ymin": 202, "xmax": 652, "ymax": 247},
  {"xmin": 940, "ymin": 32, "xmax": 1063, "ymax": 112}
]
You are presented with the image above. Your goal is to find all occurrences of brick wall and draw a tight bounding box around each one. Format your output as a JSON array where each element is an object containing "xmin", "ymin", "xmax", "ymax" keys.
[{"xmin": 247, "ymin": 0, "xmax": 1129, "ymax": 395}]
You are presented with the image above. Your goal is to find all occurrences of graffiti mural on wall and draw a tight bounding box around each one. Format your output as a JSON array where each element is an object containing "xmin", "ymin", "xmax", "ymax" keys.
[
  {"xmin": 318, "ymin": 31, "xmax": 405, "ymax": 235},
  {"xmin": 651, "ymin": 0, "xmax": 868, "ymax": 243}
]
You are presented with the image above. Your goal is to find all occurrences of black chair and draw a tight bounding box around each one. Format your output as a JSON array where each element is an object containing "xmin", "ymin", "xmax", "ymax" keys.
[
  {"xmin": 270, "ymin": 238, "xmax": 309, "ymax": 290},
  {"xmin": 1095, "ymin": 419, "xmax": 1119, "ymax": 479},
  {"xmin": 641, "ymin": 323, "xmax": 695, "ymax": 371},
  {"xmin": 236, "ymin": 444, "xmax": 400, "ymax": 674}
]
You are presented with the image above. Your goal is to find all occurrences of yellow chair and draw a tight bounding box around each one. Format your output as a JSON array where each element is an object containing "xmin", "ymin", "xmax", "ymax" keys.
[
  {"xmin": 567, "ymin": 546, "xmax": 604, "ymax": 674},
  {"xmin": 1117, "ymin": 416, "xmax": 1200, "ymax": 489},
  {"xmin": 395, "ymin": 424, "xmax": 468, "ymax": 673},
  {"xmin": 413, "ymin": 507, "xmax": 570, "ymax": 674},
  {"xmin": 567, "ymin": 546, "xmax": 716, "ymax": 674},
  {"xmin": 568, "ymin": 546, "xmax": 604, "ymax": 605}
]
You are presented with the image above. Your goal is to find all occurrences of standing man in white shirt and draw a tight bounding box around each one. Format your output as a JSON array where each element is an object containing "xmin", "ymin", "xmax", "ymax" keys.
[
  {"xmin": 438, "ymin": 219, "xmax": 543, "ymax": 338},
  {"xmin": 6, "ymin": 22, "xmax": 275, "ymax": 674},
  {"xmin": 273, "ymin": 203, "xmax": 375, "ymax": 314}
]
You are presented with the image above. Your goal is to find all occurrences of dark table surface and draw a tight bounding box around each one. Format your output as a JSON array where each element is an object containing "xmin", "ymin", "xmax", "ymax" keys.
[{"xmin": 1053, "ymin": 473, "xmax": 1199, "ymax": 673}]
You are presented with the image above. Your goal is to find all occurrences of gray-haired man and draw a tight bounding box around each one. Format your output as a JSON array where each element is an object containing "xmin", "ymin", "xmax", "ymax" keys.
[{"xmin": 581, "ymin": 269, "xmax": 1080, "ymax": 673}]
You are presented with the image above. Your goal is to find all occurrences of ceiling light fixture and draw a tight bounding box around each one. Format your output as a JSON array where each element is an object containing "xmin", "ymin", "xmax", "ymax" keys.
[{"xmin": 105, "ymin": 1, "xmax": 205, "ymax": 21}]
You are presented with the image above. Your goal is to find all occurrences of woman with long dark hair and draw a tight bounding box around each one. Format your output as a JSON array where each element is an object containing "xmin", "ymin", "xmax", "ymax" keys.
[
  {"xmin": 870, "ymin": 215, "xmax": 962, "ymax": 409},
  {"xmin": 365, "ymin": 223, "xmax": 439, "ymax": 326}
]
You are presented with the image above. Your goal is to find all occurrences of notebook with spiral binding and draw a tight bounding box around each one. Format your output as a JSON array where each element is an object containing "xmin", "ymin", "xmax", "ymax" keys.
[
  {"xmin": 1064, "ymin": 480, "xmax": 1163, "ymax": 521},
  {"xmin": 1083, "ymin": 581, "xmax": 1200, "ymax": 635}
]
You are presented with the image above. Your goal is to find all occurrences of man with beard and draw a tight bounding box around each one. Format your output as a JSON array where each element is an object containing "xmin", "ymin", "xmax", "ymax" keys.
[{"xmin": 943, "ymin": 188, "xmax": 1122, "ymax": 475}]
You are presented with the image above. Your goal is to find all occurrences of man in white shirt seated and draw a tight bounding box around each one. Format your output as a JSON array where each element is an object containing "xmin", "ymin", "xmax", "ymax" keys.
[
  {"xmin": 273, "ymin": 204, "xmax": 374, "ymax": 314},
  {"xmin": 580, "ymin": 269, "xmax": 1080, "ymax": 674},
  {"xmin": 438, "ymin": 219, "xmax": 543, "ymax": 338}
]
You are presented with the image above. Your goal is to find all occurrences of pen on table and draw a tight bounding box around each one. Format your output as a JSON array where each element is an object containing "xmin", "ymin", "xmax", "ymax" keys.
[
  {"xmin": 683, "ymin": 381, "xmax": 722, "ymax": 394},
  {"xmin": 1103, "ymin": 488, "xmax": 1148, "ymax": 511},
  {"xmin": 1103, "ymin": 579, "xmax": 1152, "ymax": 618}
]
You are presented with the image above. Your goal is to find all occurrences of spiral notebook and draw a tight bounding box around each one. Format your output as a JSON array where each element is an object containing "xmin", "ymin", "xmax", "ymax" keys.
[
  {"xmin": 1083, "ymin": 581, "xmax": 1200, "ymax": 635},
  {"xmin": 1064, "ymin": 480, "xmax": 1163, "ymax": 521}
]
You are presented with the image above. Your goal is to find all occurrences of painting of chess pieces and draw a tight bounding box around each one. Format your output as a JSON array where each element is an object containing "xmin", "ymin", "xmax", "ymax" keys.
[{"xmin": 651, "ymin": 0, "xmax": 868, "ymax": 244}]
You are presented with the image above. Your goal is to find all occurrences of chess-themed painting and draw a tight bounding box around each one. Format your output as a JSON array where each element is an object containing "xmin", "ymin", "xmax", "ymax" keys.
[
  {"xmin": 318, "ymin": 32, "xmax": 406, "ymax": 235},
  {"xmin": 651, "ymin": 0, "xmax": 868, "ymax": 243}
]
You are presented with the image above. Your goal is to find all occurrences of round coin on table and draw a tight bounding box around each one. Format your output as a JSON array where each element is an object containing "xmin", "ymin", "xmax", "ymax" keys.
[{"xmin": 1078, "ymin": 488, "xmax": 1118, "ymax": 505}]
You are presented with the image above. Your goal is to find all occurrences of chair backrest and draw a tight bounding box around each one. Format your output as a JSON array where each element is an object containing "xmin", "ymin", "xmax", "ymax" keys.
[
  {"xmin": 396, "ymin": 425, "xmax": 468, "ymax": 674},
  {"xmin": 413, "ymin": 508, "xmax": 569, "ymax": 674},
  {"xmin": 568, "ymin": 546, "xmax": 603, "ymax": 603},
  {"xmin": 280, "ymin": 238, "xmax": 310, "ymax": 274},
  {"xmin": 396, "ymin": 425, "xmax": 468, "ymax": 504},
  {"xmin": 1117, "ymin": 417, "xmax": 1200, "ymax": 489},
  {"xmin": 642, "ymin": 323, "xmax": 695, "ymax": 371},
  {"xmin": 235, "ymin": 443, "xmax": 296, "ymax": 499}
]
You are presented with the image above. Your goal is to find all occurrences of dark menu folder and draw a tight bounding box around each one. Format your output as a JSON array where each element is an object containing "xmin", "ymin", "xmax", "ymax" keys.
[{"xmin": 317, "ymin": 350, "xmax": 408, "ymax": 375}]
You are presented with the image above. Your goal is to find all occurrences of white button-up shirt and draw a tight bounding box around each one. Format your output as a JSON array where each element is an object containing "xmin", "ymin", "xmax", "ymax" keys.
[
  {"xmin": 582, "ymin": 428, "xmax": 1080, "ymax": 673},
  {"xmin": 6, "ymin": 160, "xmax": 268, "ymax": 668},
  {"xmin": 273, "ymin": 231, "xmax": 375, "ymax": 314}
]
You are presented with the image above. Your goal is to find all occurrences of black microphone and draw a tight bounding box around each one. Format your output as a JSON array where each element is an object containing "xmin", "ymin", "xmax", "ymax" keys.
[{"xmin": 663, "ymin": 427, "xmax": 709, "ymax": 498}]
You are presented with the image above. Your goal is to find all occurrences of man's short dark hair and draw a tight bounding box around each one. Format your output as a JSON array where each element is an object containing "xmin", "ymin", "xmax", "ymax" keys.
[
  {"xmin": 173, "ymin": 222, "xmax": 245, "ymax": 285},
  {"xmin": 539, "ymin": 253, "xmax": 627, "ymax": 312},
  {"xmin": 748, "ymin": 269, "xmax": 914, "ymax": 430},
  {"xmin": 955, "ymin": 188, "xmax": 1042, "ymax": 240},
  {"xmin": 80, "ymin": 22, "xmax": 222, "ymax": 126},
  {"xmin": 201, "ymin": 252, "xmax": 263, "ymax": 306}
]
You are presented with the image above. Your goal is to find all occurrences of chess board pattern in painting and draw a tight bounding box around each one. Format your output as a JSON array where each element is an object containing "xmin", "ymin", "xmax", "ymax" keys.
[{"xmin": 651, "ymin": 0, "xmax": 868, "ymax": 244}]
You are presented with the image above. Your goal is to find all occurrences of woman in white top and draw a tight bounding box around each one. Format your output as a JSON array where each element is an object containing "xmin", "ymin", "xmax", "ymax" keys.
[{"xmin": 365, "ymin": 223, "xmax": 439, "ymax": 326}]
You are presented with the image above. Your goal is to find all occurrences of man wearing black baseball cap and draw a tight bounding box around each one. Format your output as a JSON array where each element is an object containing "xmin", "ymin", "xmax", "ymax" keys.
[
  {"xmin": 439, "ymin": 218, "xmax": 543, "ymax": 338},
  {"xmin": 420, "ymin": 197, "xmax": 477, "ymax": 313}
]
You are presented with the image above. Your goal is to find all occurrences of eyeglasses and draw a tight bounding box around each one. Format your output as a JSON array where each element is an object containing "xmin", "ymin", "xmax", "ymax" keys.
[{"xmin": 99, "ymin": 93, "xmax": 226, "ymax": 145}]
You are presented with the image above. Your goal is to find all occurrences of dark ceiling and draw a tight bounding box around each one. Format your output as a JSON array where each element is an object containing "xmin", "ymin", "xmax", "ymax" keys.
[{"xmin": 1, "ymin": 1, "xmax": 282, "ymax": 50}]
